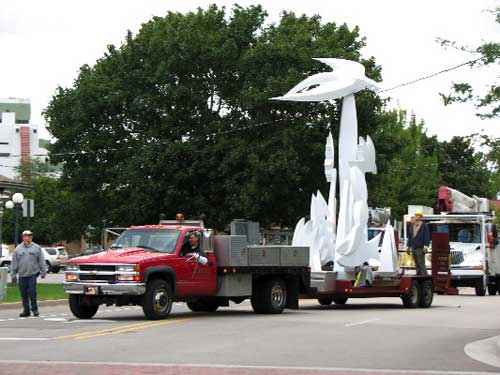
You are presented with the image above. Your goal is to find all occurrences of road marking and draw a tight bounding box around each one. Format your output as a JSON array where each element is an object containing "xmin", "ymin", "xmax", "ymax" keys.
[
  {"xmin": 345, "ymin": 318, "xmax": 381, "ymax": 327},
  {"xmin": 64, "ymin": 319, "xmax": 117, "ymax": 324},
  {"xmin": 54, "ymin": 317, "xmax": 193, "ymax": 340},
  {"xmin": 0, "ymin": 337, "xmax": 50, "ymax": 341},
  {"xmin": 44, "ymin": 318, "xmax": 67, "ymax": 322},
  {"xmin": 464, "ymin": 335, "xmax": 500, "ymax": 368}
]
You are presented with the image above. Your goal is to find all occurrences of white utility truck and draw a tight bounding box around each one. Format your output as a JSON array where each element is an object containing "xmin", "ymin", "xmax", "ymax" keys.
[{"xmin": 403, "ymin": 187, "xmax": 499, "ymax": 296}]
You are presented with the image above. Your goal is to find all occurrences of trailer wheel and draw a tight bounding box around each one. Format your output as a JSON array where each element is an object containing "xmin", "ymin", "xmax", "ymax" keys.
[
  {"xmin": 402, "ymin": 280, "xmax": 421, "ymax": 308},
  {"xmin": 251, "ymin": 277, "xmax": 287, "ymax": 314},
  {"xmin": 317, "ymin": 297, "xmax": 333, "ymax": 306},
  {"xmin": 475, "ymin": 276, "xmax": 486, "ymax": 296},
  {"xmin": 187, "ymin": 298, "xmax": 219, "ymax": 312},
  {"xmin": 68, "ymin": 295, "xmax": 99, "ymax": 319},
  {"xmin": 332, "ymin": 297, "xmax": 348, "ymax": 305},
  {"xmin": 141, "ymin": 279, "xmax": 173, "ymax": 320},
  {"xmin": 487, "ymin": 282, "xmax": 497, "ymax": 295},
  {"xmin": 419, "ymin": 280, "xmax": 434, "ymax": 308}
]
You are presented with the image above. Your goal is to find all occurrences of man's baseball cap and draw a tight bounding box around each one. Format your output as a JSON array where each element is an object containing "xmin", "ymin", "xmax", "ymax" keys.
[
  {"xmin": 414, "ymin": 210, "xmax": 424, "ymax": 217},
  {"xmin": 22, "ymin": 230, "xmax": 33, "ymax": 236}
]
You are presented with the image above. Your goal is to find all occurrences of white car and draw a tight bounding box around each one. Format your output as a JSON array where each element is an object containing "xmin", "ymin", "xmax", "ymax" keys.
[
  {"xmin": 42, "ymin": 247, "xmax": 63, "ymax": 273},
  {"xmin": 56, "ymin": 246, "xmax": 68, "ymax": 268}
]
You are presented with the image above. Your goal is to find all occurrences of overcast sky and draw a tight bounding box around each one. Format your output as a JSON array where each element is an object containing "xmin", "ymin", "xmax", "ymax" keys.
[{"xmin": 0, "ymin": 0, "xmax": 498, "ymax": 141}]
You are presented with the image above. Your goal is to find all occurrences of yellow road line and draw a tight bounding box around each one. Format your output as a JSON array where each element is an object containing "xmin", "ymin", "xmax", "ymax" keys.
[{"xmin": 54, "ymin": 317, "xmax": 193, "ymax": 340}]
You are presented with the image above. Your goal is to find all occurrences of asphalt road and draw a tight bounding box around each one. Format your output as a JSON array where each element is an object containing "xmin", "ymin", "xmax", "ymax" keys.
[{"xmin": 0, "ymin": 290, "xmax": 498, "ymax": 375}]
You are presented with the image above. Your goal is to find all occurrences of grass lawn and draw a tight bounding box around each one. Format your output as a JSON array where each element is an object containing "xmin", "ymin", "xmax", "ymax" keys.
[{"xmin": 2, "ymin": 283, "xmax": 67, "ymax": 303}]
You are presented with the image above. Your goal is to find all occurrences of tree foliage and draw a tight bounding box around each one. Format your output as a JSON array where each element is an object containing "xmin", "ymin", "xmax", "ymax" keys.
[
  {"xmin": 439, "ymin": 7, "xmax": 499, "ymax": 119},
  {"xmin": 45, "ymin": 5, "xmax": 382, "ymax": 230}
]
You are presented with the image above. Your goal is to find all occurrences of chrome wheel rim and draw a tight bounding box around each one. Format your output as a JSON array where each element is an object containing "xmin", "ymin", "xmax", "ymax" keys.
[
  {"xmin": 271, "ymin": 283, "xmax": 285, "ymax": 309},
  {"xmin": 154, "ymin": 288, "xmax": 170, "ymax": 313}
]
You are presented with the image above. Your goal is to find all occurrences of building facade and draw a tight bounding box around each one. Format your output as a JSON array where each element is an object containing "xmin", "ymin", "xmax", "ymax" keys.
[{"xmin": 0, "ymin": 98, "xmax": 46, "ymax": 179}]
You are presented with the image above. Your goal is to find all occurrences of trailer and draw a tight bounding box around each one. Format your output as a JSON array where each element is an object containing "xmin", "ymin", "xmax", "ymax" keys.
[{"xmin": 302, "ymin": 232, "xmax": 457, "ymax": 308}]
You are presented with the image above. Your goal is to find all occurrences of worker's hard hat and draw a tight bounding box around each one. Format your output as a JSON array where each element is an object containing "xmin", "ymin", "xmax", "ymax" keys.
[{"xmin": 414, "ymin": 210, "xmax": 424, "ymax": 217}]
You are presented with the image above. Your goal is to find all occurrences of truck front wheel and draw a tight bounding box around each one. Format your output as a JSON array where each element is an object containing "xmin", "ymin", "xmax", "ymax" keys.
[
  {"xmin": 317, "ymin": 297, "xmax": 333, "ymax": 306},
  {"xmin": 251, "ymin": 277, "xmax": 287, "ymax": 314},
  {"xmin": 142, "ymin": 279, "xmax": 173, "ymax": 320},
  {"xmin": 475, "ymin": 276, "xmax": 486, "ymax": 296},
  {"xmin": 68, "ymin": 295, "xmax": 99, "ymax": 319}
]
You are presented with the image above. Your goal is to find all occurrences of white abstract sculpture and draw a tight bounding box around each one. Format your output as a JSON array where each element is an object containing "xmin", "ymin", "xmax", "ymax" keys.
[{"xmin": 276, "ymin": 58, "xmax": 388, "ymax": 276}]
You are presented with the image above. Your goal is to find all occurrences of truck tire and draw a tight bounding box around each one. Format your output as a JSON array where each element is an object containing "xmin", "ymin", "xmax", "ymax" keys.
[
  {"xmin": 46, "ymin": 261, "xmax": 52, "ymax": 273},
  {"xmin": 187, "ymin": 298, "xmax": 219, "ymax": 312},
  {"xmin": 402, "ymin": 280, "xmax": 421, "ymax": 308},
  {"xmin": 251, "ymin": 277, "xmax": 287, "ymax": 314},
  {"xmin": 475, "ymin": 276, "xmax": 486, "ymax": 296},
  {"xmin": 68, "ymin": 295, "xmax": 99, "ymax": 319},
  {"xmin": 419, "ymin": 280, "xmax": 434, "ymax": 308},
  {"xmin": 52, "ymin": 267, "xmax": 61, "ymax": 274},
  {"xmin": 487, "ymin": 282, "xmax": 497, "ymax": 296},
  {"xmin": 332, "ymin": 297, "xmax": 348, "ymax": 305},
  {"xmin": 317, "ymin": 297, "xmax": 333, "ymax": 306},
  {"xmin": 142, "ymin": 279, "xmax": 173, "ymax": 320}
]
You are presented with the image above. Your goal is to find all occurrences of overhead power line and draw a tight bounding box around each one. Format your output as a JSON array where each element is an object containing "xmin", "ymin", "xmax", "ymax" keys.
[{"xmin": 15, "ymin": 57, "xmax": 483, "ymax": 159}]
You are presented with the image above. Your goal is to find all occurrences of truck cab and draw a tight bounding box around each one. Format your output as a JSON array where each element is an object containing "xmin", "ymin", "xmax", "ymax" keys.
[{"xmin": 64, "ymin": 218, "xmax": 310, "ymax": 320}]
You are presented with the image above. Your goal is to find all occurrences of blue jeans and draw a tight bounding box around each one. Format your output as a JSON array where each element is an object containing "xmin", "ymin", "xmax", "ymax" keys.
[{"xmin": 18, "ymin": 274, "xmax": 38, "ymax": 313}]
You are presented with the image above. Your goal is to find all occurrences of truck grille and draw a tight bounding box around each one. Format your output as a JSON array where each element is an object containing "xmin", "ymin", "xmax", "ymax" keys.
[
  {"xmin": 79, "ymin": 264, "xmax": 116, "ymax": 272},
  {"xmin": 450, "ymin": 250, "xmax": 464, "ymax": 265},
  {"xmin": 79, "ymin": 274, "xmax": 116, "ymax": 282}
]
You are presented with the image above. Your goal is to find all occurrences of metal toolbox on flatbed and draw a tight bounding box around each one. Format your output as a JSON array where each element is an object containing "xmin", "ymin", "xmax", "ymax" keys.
[
  {"xmin": 247, "ymin": 245, "xmax": 309, "ymax": 267},
  {"xmin": 214, "ymin": 235, "xmax": 248, "ymax": 267}
]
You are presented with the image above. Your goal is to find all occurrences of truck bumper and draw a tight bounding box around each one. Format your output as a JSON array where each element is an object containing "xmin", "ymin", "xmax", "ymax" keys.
[
  {"xmin": 450, "ymin": 269, "xmax": 484, "ymax": 280},
  {"xmin": 64, "ymin": 282, "xmax": 146, "ymax": 295}
]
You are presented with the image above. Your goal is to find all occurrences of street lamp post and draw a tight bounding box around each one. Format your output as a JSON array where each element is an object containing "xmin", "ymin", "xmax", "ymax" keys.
[{"xmin": 11, "ymin": 193, "xmax": 24, "ymax": 247}]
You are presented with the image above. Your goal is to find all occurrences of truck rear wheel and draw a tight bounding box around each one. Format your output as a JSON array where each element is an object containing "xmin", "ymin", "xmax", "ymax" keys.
[
  {"xmin": 187, "ymin": 298, "xmax": 219, "ymax": 312},
  {"xmin": 332, "ymin": 297, "xmax": 348, "ymax": 305},
  {"xmin": 317, "ymin": 297, "xmax": 333, "ymax": 306},
  {"xmin": 142, "ymin": 279, "xmax": 173, "ymax": 320},
  {"xmin": 68, "ymin": 295, "xmax": 99, "ymax": 319},
  {"xmin": 475, "ymin": 276, "xmax": 486, "ymax": 296},
  {"xmin": 251, "ymin": 277, "xmax": 287, "ymax": 314},
  {"xmin": 402, "ymin": 280, "xmax": 421, "ymax": 308},
  {"xmin": 419, "ymin": 280, "xmax": 433, "ymax": 308}
]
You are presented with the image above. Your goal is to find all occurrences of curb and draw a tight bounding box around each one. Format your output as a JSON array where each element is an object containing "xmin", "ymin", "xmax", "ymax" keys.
[{"xmin": 0, "ymin": 299, "xmax": 67, "ymax": 311}]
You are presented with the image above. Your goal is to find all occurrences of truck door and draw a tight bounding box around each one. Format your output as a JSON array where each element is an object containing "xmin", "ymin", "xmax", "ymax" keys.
[{"xmin": 175, "ymin": 230, "xmax": 217, "ymax": 297}]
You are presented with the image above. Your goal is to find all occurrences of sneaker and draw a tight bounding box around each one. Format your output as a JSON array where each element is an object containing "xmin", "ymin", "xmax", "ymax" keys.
[
  {"xmin": 32, "ymin": 310, "xmax": 39, "ymax": 317},
  {"xmin": 19, "ymin": 312, "xmax": 30, "ymax": 318}
]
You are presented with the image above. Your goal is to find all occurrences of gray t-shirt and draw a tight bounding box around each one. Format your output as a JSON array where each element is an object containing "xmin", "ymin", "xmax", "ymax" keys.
[{"xmin": 11, "ymin": 242, "xmax": 46, "ymax": 277}]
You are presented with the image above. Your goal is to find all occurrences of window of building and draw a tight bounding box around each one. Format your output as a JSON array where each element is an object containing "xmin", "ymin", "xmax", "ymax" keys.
[
  {"xmin": 33, "ymin": 129, "xmax": 37, "ymax": 133},
  {"xmin": 15, "ymin": 129, "xmax": 19, "ymax": 133},
  {"xmin": 0, "ymin": 142, "xmax": 8, "ymax": 145},
  {"xmin": 0, "ymin": 153, "xmax": 11, "ymax": 157},
  {"xmin": 15, "ymin": 120, "xmax": 29, "ymax": 124}
]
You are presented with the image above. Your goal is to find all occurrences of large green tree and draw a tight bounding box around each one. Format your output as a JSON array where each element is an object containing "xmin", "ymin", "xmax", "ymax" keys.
[{"xmin": 45, "ymin": 5, "xmax": 382, "ymax": 230}]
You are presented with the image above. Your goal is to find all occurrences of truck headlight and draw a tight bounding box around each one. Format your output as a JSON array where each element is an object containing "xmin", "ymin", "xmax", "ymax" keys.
[
  {"xmin": 116, "ymin": 264, "xmax": 138, "ymax": 273},
  {"xmin": 65, "ymin": 274, "xmax": 78, "ymax": 281},
  {"xmin": 66, "ymin": 264, "xmax": 79, "ymax": 271},
  {"xmin": 117, "ymin": 275, "xmax": 141, "ymax": 282}
]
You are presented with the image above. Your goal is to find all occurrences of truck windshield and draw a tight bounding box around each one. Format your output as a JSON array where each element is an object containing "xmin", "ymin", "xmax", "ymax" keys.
[
  {"xmin": 429, "ymin": 223, "xmax": 481, "ymax": 243},
  {"xmin": 113, "ymin": 229, "xmax": 181, "ymax": 253}
]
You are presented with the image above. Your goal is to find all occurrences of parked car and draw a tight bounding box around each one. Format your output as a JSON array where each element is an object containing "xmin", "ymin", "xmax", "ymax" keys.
[
  {"xmin": 42, "ymin": 247, "xmax": 63, "ymax": 273},
  {"xmin": 56, "ymin": 246, "xmax": 69, "ymax": 268},
  {"xmin": 0, "ymin": 255, "xmax": 11, "ymax": 272}
]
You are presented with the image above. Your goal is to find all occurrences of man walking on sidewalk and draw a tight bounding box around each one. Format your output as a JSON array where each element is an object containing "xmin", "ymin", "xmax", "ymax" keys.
[{"xmin": 10, "ymin": 230, "xmax": 46, "ymax": 317}]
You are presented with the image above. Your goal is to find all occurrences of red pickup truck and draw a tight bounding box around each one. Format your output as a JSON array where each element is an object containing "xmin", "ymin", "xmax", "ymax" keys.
[{"xmin": 64, "ymin": 219, "xmax": 310, "ymax": 320}]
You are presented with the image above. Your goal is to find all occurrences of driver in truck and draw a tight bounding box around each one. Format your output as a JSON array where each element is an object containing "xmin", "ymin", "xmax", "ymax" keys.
[{"xmin": 181, "ymin": 231, "xmax": 208, "ymax": 265}]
